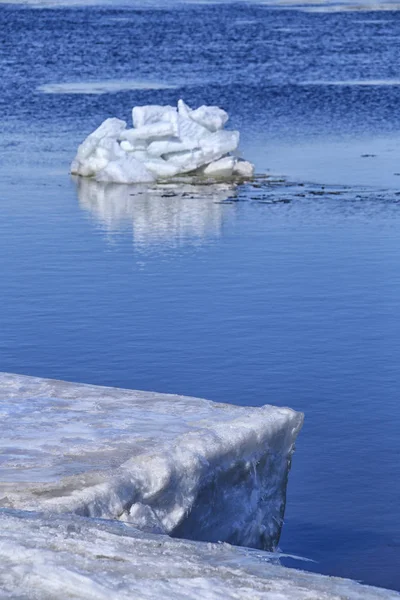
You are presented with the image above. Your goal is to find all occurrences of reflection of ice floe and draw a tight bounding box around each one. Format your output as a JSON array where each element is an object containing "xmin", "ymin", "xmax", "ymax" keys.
[{"xmin": 76, "ymin": 176, "xmax": 235, "ymax": 246}]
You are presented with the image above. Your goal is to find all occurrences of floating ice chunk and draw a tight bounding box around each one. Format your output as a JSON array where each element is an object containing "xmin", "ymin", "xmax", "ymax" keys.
[
  {"xmin": 1, "ymin": 510, "xmax": 399, "ymax": 600},
  {"xmin": 96, "ymin": 154, "xmax": 155, "ymax": 184},
  {"xmin": 71, "ymin": 100, "xmax": 254, "ymax": 183},
  {"xmin": 75, "ymin": 117, "xmax": 126, "ymax": 163},
  {"xmin": 71, "ymin": 140, "xmax": 125, "ymax": 177},
  {"xmin": 178, "ymin": 99, "xmax": 228, "ymax": 134},
  {"xmin": 146, "ymin": 138, "xmax": 200, "ymax": 158},
  {"xmin": 120, "ymin": 121, "xmax": 178, "ymax": 143},
  {"xmin": 118, "ymin": 131, "xmax": 148, "ymax": 150},
  {"xmin": 143, "ymin": 158, "xmax": 180, "ymax": 179},
  {"xmin": 203, "ymin": 156, "xmax": 235, "ymax": 178},
  {"xmin": 71, "ymin": 118, "xmax": 127, "ymax": 177},
  {"xmin": 190, "ymin": 104, "xmax": 229, "ymax": 132},
  {"xmin": 233, "ymin": 159, "xmax": 255, "ymax": 179},
  {"xmin": 132, "ymin": 104, "xmax": 177, "ymax": 128},
  {"xmin": 176, "ymin": 99, "xmax": 211, "ymax": 141},
  {"xmin": 177, "ymin": 98, "xmax": 192, "ymax": 119},
  {"xmin": 73, "ymin": 154, "xmax": 108, "ymax": 178},
  {"xmin": 165, "ymin": 149, "xmax": 218, "ymax": 174},
  {"xmin": 0, "ymin": 372, "xmax": 302, "ymax": 551},
  {"xmin": 177, "ymin": 115, "xmax": 211, "ymax": 142},
  {"xmin": 166, "ymin": 131, "xmax": 239, "ymax": 175},
  {"xmin": 120, "ymin": 140, "xmax": 136, "ymax": 152},
  {"xmin": 200, "ymin": 129, "xmax": 240, "ymax": 156}
]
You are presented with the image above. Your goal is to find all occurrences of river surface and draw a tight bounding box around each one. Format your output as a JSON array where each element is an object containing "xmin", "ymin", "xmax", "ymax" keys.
[{"xmin": 1, "ymin": 0, "xmax": 400, "ymax": 592}]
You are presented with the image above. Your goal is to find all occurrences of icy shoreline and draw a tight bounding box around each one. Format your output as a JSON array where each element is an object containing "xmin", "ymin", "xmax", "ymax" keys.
[
  {"xmin": 1, "ymin": 509, "xmax": 399, "ymax": 600},
  {"xmin": 0, "ymin": 372, "xmax": 302, "ymax": 550},
  {"xmin": 1, "ymin": 373, "xmax": 399, "ymax": 599}
]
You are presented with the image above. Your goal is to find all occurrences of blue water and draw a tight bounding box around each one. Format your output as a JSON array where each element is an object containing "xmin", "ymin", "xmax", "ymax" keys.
[{"xmin": 1, "ymin": 1, "xmax": 400, "ymax": 592}]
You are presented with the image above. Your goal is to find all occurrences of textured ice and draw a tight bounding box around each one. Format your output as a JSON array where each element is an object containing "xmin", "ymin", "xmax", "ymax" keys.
[
  {"xmin": 1, "ymin": 374, "xmax": 399, "ymax": 599},
  {"xmin": 0, "ymin": 372, "xmax": 302, "ymax": 550},
  {"xmin": 71, "ymin": 100, "xmax": 255, "ymax": 184},
  {"xmin": 1, "ymin": 510, "xmax": 399, "ymax": 600}
]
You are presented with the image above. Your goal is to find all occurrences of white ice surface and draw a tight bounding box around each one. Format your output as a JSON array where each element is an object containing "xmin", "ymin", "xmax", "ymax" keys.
[
  {"xmin": 1, "ymin": 509, "xmax": 399, "ymax": 600},
  {"xmin": 38, "ymin": 81, "xmax": 179, "ymax": 94},
  {"xmin": 0, "ymin": 372, "xmax": 302, "ymax": 550},
  {"xmin": 1, "ymin": 373, "xmax": 398, "ymax": 599},
  {"xmin": 5, "ymin": 0, "xmax": 400, "ymax": 10},
  {"xmin": 203, "ymin": 156, "xmax": 236, "ymax": 178},
  {"xmin": 71, "ymin": 100, "xmax": 254, "ymax": 183}
]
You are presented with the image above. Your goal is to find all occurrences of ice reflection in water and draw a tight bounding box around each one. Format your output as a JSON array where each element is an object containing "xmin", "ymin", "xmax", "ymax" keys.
[{"xmin": 75, "ymin": 177, "xmax": 236, "ymax": 247}]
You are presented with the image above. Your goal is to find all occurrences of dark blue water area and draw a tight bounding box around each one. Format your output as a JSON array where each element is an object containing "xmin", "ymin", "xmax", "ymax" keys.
[{"xmin": 1, "ymin": 2, "xmax": 400, "ymax": 592}]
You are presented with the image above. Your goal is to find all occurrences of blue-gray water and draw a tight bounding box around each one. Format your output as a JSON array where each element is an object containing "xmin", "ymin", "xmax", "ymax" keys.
[{"xmin": 1, "ymin": 1, "xmax": 400, "ymax": 592}]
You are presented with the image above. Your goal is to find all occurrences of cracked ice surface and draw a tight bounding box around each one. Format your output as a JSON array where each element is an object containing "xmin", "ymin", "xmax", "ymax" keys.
[
  {"xmin": 0, "ymin": 372, "xmax": 302, "ymax": 550},
  {"xmin": 1, "ymin": 510, "xmax": 399, "ymax": 600},
  {"xmin": 70, "ymin": 100, "xmax": 255, "ymax": 184}
]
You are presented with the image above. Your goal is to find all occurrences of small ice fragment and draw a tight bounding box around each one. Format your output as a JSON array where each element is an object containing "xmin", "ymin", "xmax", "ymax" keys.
[
  {"xmin": 143, "ymin": 158, "xmax": 181, "ymax": 179},
  {"xmin": 203, "ymin": 156, "xmax": 235, "ymax": 178},
  {"xmin": 166, "ymin": 149, "xmax": 209, "ymax": 174},
  {"xmin": 233, "ymin": 159, "xmax": 255, "ymax": 179},
  {"xmin": 121, "ymin": 121, "xmax": 178, "ymax": 143},
  {"xmin": 120, "ymin": 140, "xmax": 135, "ymax": 152},
  {"xmin": 190, "ymin": 105, "xmax": 229, "ymax": 132},
  {"xmin": 177, "ymin": 98, "xmax": 192, "ymax": 119},
  {"xmin": 96, "ymin": 154, "xmax": 155, "ymax": 184},
  {"xmin": 200, "ymin": 130, "xmax": 240, "ymax": 157},
  {"xmin": 76, "ymin": 118, "xmax": 126, "ymax": 163},
  {"xmin": 132, "ymin": 105, "xmax": 177, "ymax": 128},
  {"xmin": 118, "ymin": 131, "xmax": 148, "ymax": 150},
  {"xmin": 176, "ymin": 99, "xmax": 211, "ymax": 141},
  {"xmin": 177, "ymin": 114, "xmax": 211, "ymax": 142},
  {"xmin": 147, "ymin": 138, "xmax": 200, "ymax": 158}
]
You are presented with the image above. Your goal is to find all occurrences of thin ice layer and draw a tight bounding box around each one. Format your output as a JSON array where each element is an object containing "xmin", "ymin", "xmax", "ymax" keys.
[
  {"xmin": 0, "ymin": 372, "xmax": 302, "ymax": 550},
  {"xmin": 0, "ymin": 510, "xmax": 399, "ymax": 600}
]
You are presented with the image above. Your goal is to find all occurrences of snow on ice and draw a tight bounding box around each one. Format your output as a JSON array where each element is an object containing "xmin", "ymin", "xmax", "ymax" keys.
[
  {"xmin": 1, "ymin": 510, "xmax": 399, "ymax": 600},
  {"xmin": 1, "ymin": 373, "xmax": 398, "ymax": 599},
  {"xmin": 0, "ymin": 372, "xmax": 302, "ymax": 550}
]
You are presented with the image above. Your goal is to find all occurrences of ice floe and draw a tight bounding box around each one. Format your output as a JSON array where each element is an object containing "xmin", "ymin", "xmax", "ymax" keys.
[
  {"xmin": 0, "ymin": 372, "xmax": 302, "ymax": 550},
  {"xmin": 71, "ymin": 100, "xmax": 255, "ymax": 184}
]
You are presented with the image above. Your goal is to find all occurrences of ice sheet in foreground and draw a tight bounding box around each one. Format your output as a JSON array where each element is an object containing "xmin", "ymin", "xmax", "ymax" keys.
[
  {"xmin": 70, "ymin": 100, "xmax": 254, "ymax": 184},
  {"xmin": 1, "ymin": 510, "xmax": 399, "ymax": 600},
  {"xmin": 0, "ymin": 372, "xmax": 302, "ymax": 550}
]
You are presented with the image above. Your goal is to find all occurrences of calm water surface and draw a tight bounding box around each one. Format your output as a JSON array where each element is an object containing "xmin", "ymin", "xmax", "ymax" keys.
[{"xmin": 1, "ymin": 1, "xmax": 400, "ymax": 591}]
